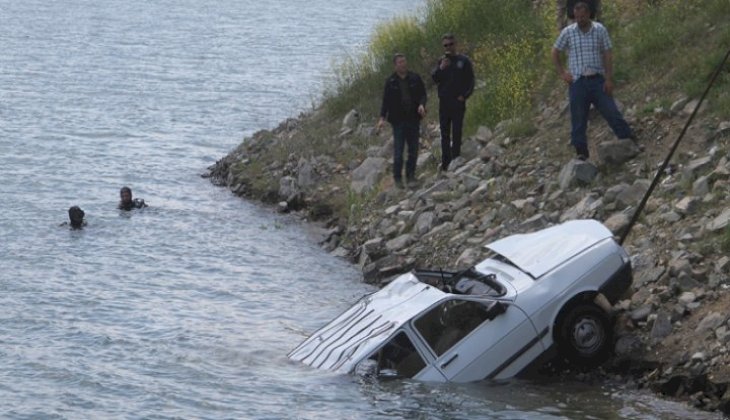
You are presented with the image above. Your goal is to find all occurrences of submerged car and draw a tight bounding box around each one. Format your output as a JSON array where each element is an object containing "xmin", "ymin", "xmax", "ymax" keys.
[{"xmin": 289, "ymin": 219, "xmax": 632, "ymax": 382}]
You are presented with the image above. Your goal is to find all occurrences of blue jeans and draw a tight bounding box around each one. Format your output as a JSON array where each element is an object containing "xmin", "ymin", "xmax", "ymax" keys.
[
  {"xmin": 392, "ymin": 121, "xmax": 420, "ymax": 182},
  {"xmin": 569, "ymin": 75, "xmax": 632, "ymax": 157}
]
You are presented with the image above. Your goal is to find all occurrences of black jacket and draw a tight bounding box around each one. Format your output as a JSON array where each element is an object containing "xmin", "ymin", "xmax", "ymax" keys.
[
  {"xmin": 379, "ymin": 71, "xmax": 427, "ymax": 124},
  {"xmin": 431, "ymin": 54, "xmax": 474, "ymax": 100}
]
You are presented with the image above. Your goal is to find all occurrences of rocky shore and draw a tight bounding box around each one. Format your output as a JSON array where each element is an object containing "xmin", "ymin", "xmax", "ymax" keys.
[{"xmin": 206, "ymin": 93, "xmax": 730, "ymax": 413}]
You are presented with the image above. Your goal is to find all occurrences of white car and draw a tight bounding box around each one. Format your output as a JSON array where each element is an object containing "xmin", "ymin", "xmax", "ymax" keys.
[{"xmin": 289, "ymin": 219, "xmax": 632, "ymax": 382}]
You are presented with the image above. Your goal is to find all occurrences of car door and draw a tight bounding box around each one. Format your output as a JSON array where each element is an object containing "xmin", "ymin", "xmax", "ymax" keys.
[{"xmin": 412, "ymin": 298, "xmax": 542, "ymax": 382}]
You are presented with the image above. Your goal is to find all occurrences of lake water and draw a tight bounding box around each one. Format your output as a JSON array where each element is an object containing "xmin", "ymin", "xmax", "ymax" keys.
[{"xmin": 0, "ymin": 0, "xmax": 722, "ymax": 418}]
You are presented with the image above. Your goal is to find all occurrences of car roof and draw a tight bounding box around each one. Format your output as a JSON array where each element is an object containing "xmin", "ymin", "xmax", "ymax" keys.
[
  {"xmin": 288, "ymin": 273, "xmax": 446, "ymax": 373},
  {"xmin": 485, "ymin": 219, "xmax": 614, "ymax": 278}
]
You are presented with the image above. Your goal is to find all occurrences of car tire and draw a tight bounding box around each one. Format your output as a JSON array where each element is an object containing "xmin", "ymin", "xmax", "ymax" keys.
[{"xmin": 556, "ymin": 303, "xmax": 613, "ymax": 367}]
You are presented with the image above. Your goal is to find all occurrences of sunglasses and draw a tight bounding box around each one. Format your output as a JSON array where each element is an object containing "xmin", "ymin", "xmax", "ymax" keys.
[{"xmin": 443, "ymin": 42, "xmax": 454, "ymax": 47}]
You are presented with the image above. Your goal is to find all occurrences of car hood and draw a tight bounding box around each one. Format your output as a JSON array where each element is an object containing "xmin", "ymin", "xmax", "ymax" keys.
[
  {"xmin": 485, "ymin": 219, "xmax": 614, "ymax": 278},
  {"xmin": 288, "ymin": 273, "xmax": 445, "ymax": 373}
]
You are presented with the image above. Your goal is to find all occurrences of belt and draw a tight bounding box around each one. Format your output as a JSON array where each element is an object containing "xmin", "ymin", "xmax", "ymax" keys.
[{"xmin": 581, "ymin": 73, "xmax": 602, "ymax": 79}]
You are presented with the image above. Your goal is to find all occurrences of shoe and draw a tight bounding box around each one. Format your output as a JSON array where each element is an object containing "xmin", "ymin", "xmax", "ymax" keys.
[
  {"xmin": 406, "ymin": 179, "xmax": 419, "ymax": 189},
  {"xmin": 394, "ymin": 179, "xmax": 404, "ymax": 189},
  {"xmin": 576, "ymin": 154, "xmax": 588, "ymax": 161}
]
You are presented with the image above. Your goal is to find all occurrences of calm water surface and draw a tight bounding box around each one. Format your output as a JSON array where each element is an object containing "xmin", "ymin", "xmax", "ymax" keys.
[{"xmin": 0, "ymin": 0, "xmax": 722, "ymax": 418}]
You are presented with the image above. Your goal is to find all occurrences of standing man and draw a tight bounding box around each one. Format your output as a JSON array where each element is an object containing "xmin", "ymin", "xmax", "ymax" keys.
[
  {"xmin": 377, "ymin": 54, "xmax": 427, "ymax": 188},
  {"xmin": 432, "ymin": 34, "xmax": 474, "ymax": 171},
  {"xmin": 551, "ymin": 1, "xmax": 633, "ymax": 160}
]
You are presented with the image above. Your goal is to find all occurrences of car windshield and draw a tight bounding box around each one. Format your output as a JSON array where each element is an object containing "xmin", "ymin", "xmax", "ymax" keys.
[{"xmin": 414, "ymin": 299, "xmax": 506, "ymax": 356}]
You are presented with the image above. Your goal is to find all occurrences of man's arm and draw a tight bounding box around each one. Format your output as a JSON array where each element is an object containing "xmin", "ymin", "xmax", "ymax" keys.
[
  {"xmin": 602, "ymin": 49, "xmax": 614, "ymax": 95},
  {"xmin": 461, "ymin": 57, "xmax": 475, "ymax": 100},
  {"xmin": 551, "ymin": 47, "xmax": 573, "ymax": 84}
]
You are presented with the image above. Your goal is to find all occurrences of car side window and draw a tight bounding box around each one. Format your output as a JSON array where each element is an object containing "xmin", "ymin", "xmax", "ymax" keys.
[
  {"xmin": 364, "ymin": 331, "xmax": 426, "ymax": 378},
  {"xmin": 414, "ymin": 299, "xmax": 505, "ymax": 356}
]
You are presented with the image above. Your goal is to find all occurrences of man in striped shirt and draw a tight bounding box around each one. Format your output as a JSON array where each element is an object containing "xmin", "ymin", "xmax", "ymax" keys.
[{"xmin": 551, "ymin": 1, "xmax": 633, "ymax": 160}]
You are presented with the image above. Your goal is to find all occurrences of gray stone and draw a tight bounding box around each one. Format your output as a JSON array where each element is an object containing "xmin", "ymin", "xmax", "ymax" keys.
[
  {"xmin": 660, "ymin": 210, "xmax": 682, "ymax": 223},
  {"xmin": 716, "ymin": 326, "xmax": 730, "ymax": 343},
  {"xmin": 677, "ymin": 271, "xmax": 701, "ymax": 291},
  {"xmin": 670, "ymin": 96, "xmax": 690, "ymax": 113},
  {"xmin": 678, "ymin": 292, "xmax": 696, "ymax": 305},
  {"xmin": 558, "ymin": 159, "xmax": 598, "ymax": 189},
  {"xmin": 479, "ymin": 142, "xmax": 505, "ymax": 161},
  {"xmin": 614, "ymin": 334, "xmax": 645, "ymax": 360},
  {"xmin": 297, "ymin": 159, "xmax": 317, "ymax": 190},
  {"xmin": 597, "ymin": 139, "xmax": 640, "ymax": 165},
  {"xmin": 460, "ymin": 174, "xmax": 482, "ymax": 192},
  {"xmin": 683, "ymin": 156, "xmax": 713, "ymax": 179},
  {"xmin": 630, "ymin": 305, "xmax": 652, "ymax": 323},
  {"xmin": 681, "ymin": 99, "xmax": 706, "ymax": 116},
  {"xmin": 635, "ymin": 266, "xmax": 666, "ymax": 288},
  {"xmin": 674, "ymin": 196, "xmax": 699, "ymax": 215},
  {"xmin": 342, "ymin": 109, "xmax": 359, "ymax": 129},
  {"xmin": 706, "ymin": 208, "xmax": 730, "ymax": 232},
  {"xmin": 455, "ymin": 248, "xmax": 483, "ymax": 268},
  {"xmin": 519, "ymin": 213, "xmax": 549, "ymax": 231},
  {"xmin": 692, "ymin": 175, "xmax": 710, "ymax": 197},
  {"xmin": 716, "ymin": 256, "xmax": 730, "ymax": 273},
  {"xmin": 560, "ymin": 192, "xmax": 602, "ymax": 222},
  {"xmin": 385, "ymin": 234, "xmax": 412, "ymax": 253},
  {"xmin": 474, "ymin": 126, "xmax": 493, "ymax": 143},
  {"xmin": 278, "ymin": 176, "xmax": 301, "ymax": 201},
  {"xmin": 650, "ymin": 312, "xmax": 673, "ymax": 340},
  {"xmin": 425, "ymin": 222, "xmax": 456, "ymax": 238},
  {"xmin": 415, "ymin": 212, "xmax": 436, "ymax": 236},
  {"xmin": 604, "ymin": 212, "xmax": 630, "ymax": 236},
  {"xmin": 604, "ymin": 183, "xmax": 630, "ymax": 204},
  {"xmin": 696, "ymin": 312, "xmax": 727, "ymax": 333},
  {"xmin": 615, "ymin": 179, "xmax": 650, "ymax": 209},
  {"xmin": 362, "ymin": 237, "xmax": 385, "ymax": 258},
  {"xmin": 351, "ymin": 157, "xmax": 387, "ymax": 194}
]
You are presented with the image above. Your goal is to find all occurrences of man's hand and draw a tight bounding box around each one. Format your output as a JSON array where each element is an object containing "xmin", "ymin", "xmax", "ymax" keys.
[
  {"xmin": 561, "ymin": 71, "xmax": 574, "ymax": 85},
  {"xmin": 603, "ymin": 79, "xmax": 614, "ymax": 96},
  {"xmin": 417, "ymin": 105, "xmax": 426, "ymax": 117},
  {"xmin": 439, "ymin": 57, "xmax": 450, "ymax": 70},
  {"xmin": 375, "ymin": 117, "xmax": 385, "ymax": 133},
  {"xmin": 457, "ymin": 96, "xmax": 465, "ymax": 102}
]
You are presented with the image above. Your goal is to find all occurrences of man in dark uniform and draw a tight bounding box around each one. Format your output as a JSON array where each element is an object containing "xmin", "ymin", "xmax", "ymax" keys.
[
  {"xmin": 118, "ymin": 186, "xmax": 148, "ymax": 210},
  {"xmin": 432, "ymin": 34, "xmax": 474, "ymax": 171},
  {"xmin": 376, "ymin": 54, "xmax": 427, "ymax": 188}
]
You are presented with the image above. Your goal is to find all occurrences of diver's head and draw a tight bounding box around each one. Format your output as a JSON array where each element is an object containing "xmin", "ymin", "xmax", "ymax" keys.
[
  {"xmin": 68, "ymin": 206, "xmax": 85, "ymax": 228},
  {"xmin": 120, "ymin": 186, "xmax": 132, "ymax": 204}
]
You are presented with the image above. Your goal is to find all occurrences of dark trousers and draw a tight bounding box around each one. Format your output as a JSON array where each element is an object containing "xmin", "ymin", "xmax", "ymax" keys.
[
  {"xmin": 392, "ymin": 120, "xmax": 420, "ymax": 182},
  {"xmin": 439, "ymin": 97, "xmax": 466, "ymax": 170},
  {"xmin": 569, "ymin": 75, "xmax": 632, "ymax": 157}
]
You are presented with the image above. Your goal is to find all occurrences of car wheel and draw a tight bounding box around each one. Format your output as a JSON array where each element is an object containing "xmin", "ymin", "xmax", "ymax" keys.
[{"xmin": 556, "ymin": 303, "xmax": 613, "ymax": 367}]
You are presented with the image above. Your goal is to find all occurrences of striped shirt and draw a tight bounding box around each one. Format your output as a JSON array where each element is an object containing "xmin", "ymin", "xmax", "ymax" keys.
[{"xmin": 554, "ymin": 21, "xmax": 612, "ymax": 78}]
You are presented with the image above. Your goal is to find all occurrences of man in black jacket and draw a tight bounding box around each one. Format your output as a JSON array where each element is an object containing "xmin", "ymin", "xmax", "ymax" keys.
[
  {"xmin": 377, "ymin": 54, "xmax": 427, "ymax": 188},
  {"xmin": 432, "ymin": 34, "xmax": 474, "ymax": 171}
]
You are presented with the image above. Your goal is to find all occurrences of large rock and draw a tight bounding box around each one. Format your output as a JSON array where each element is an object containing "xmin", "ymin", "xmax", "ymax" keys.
[
  {"xmin": 342, "ymin": 109, "xmax": 359, "ymax": 129},
  {"xmin": 707, "ymin": 208, "xmax": 730, "ymax": 232},
  {"xmin": 615, "ymin": 179, "xmax": 650, "ymax": 209},
  {"xmin": 558, "ymin": 159, "xmax": 598, "ymax": 189},
  {"xmin": 696, "ymin": 312, "xmax": 727, "ymax": 333},
  {"xmin": 351, "ymin": 157, "xmax": 387, "ymax": 194},
  {"xmin": 650, "ymin": 312, "xmax": 673, "ymax": 340},
  {"xmin": 597, "ymin": 139, "xmax": 640, "ymax": 165},
  {"xmin": 297, "ymin": 158, "xmax": 317, "ymax": 190},
  {"xmin": 385, "ymin": 234, "xmax": 412, "ymax": 253},
  {"xmin": 415, "ymin": 212, "xmax": 436, "ymax": 235},
  {"xmin": 560, "ymin": 192, "xmax": 602, "ymax": 222},
  {"xmin": 604, "ymin": 212, "xmax": 630, "ymax": 236}
]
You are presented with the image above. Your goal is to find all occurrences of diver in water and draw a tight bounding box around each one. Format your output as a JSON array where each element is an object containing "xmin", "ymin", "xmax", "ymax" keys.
[
  {"xmin": 118, "ymin": 186, "xmax": 148, "ymax": 211},
  {"xmin": 60, "ymin": 205, "xmax": 87, "ymax": 229}
]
